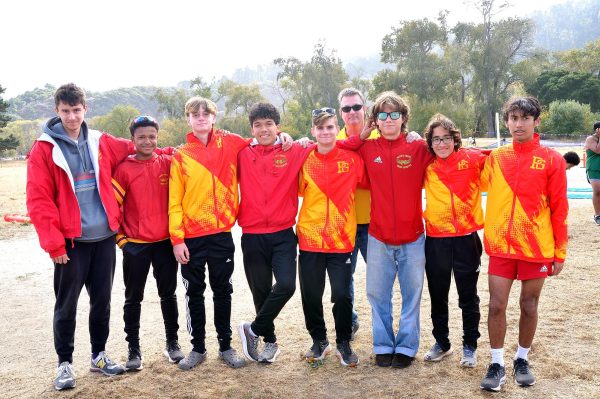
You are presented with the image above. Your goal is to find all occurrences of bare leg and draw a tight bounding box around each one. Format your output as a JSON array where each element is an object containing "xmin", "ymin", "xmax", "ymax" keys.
[
  {"xmin": 517, "ymin": 278, "xmax": 545, "ymax": 348},
  {"xmin": 487, "ymin": 275, "xmax": 514, "ymax": 349}
]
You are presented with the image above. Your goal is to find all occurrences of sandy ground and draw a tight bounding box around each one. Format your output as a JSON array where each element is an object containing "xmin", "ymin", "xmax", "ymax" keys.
[{"xmin": 1, "ymin": 160, "xmax": 599, "ymax": 398}]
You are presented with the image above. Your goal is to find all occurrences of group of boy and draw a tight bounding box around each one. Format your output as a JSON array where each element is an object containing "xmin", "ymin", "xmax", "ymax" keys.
[{"xmin": 26, "ymin": 83, "xmax": 568, "ymax": 394}]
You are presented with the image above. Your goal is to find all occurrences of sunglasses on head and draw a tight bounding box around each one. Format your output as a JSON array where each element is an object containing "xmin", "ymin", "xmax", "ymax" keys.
[
  {"xmin": 133, "ymin": 115, "xmax": 157, "ymax": 124},
  {"xmin": 312, "ymin": 107, "xmax": 336, "ymax": 117},
  {"xmin": 377, "ymin": 111, "xmax": 401, "ymax": 121},
  {"xmin": 341, "ymin": 104, "xmax": 364, "ymax": 113}
]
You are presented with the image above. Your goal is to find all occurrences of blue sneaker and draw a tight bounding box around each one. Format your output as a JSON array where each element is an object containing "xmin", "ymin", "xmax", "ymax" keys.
[{"xmin": 54, "ymin": 361, "xmax": 75, "ymax": 390}]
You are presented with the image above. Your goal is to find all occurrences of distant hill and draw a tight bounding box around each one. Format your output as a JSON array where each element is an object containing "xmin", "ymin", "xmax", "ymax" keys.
[
  {"xmin": 533, "ymin": 0, "xmax": 600, "ymax": 51},
  {"xmin": 8, "ymin": 85, "xmax": 164, "ymax": 120}
]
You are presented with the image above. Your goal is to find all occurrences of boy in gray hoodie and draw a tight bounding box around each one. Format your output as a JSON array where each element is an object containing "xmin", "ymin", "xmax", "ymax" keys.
[{"xmin": 26, "ymin": 83, "xmax": 130, "ymax": 390}]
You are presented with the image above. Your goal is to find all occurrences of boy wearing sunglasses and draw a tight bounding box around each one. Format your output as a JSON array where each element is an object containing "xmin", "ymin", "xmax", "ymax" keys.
[
  {"xmin": 297, "ymin": 108, "xmax": 365, "ymax": 367},
  {"xmin": 27, "ymin": 83, "xmax": 133, "ymax": 390},
  {"xmin": 354, "ymin": 91, "xmax": 434, "ymax": 368},
  {"xmin": 336, "ymin": 88, "xmax": 379, "ymax": 339},
  {"xmin": 421, "ymin": 114, "xmax": 487, "ymax": 368},
  {"xmin": 112, "ymin": 116, "xmax": 183, "ymax": 371}
]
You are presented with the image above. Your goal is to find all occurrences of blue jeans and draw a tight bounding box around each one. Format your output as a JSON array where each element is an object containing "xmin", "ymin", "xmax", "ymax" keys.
[
  {"xmin": 366, "ymin": 233, "xmax": 425, "ymax": 357},
  {"xmin": 350, "ymin": 223, "xmax": 369, "ymax": 325}
]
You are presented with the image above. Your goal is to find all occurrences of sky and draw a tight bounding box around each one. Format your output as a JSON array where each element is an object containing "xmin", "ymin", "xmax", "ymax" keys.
[{"xmin": 1, "ymin": 0, "xmax": 568, "ymax": 99}]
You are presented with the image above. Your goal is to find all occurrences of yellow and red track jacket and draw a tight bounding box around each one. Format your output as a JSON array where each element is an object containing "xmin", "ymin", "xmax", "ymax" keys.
[
  {"xmin": 112, "ymin": 153, "xmax": 171, "ymax": 247},
  {"xmin": 297, "ymin": 147, "xmax": 365, "ymax": 253},
  {"xmin": 169, "ymin": 130, "xmax": 250, "ymax": 245},
  {"xmin": 481, "ymin": 134, "xmax": 568, "ymax": 263},
  {"xmin": 423, "ymin": 148, "xmax": 487, "ymax": 237}
]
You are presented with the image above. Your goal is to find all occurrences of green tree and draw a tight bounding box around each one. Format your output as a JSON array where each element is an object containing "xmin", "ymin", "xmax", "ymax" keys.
[
  {"xmin": 455, "ymin": 1, "xmax": 535, "ymax": 135},
  {"xmin": 380, "ymin": 16, "xmax": 451, "ymax": 100},
  {"xmin": 2, "ymin": 119, "xmax": 41, "ymax": 154},
  {"xmin": 539, "ymin": 100, "xmax": 593, "ymax": 135},
  {"xmin": 217, "ymin": 79, "xmax": 265, "ymax": 115},
  {"xmin": 88, "ymin": 104, "xmax": 140, "ymax": 138},
  {"xmin": 153, "ymin": 88, "xmax": 188, "ymax": 119},
  {"xmin": 274, "ymin": 41, "xmax": 348, "ymax": 134},
  {"xmin": 158, "ymin": 118, "xmax": 189, "ymax": 147},
  {"xmin": 0, "ymin": 85, "xmax": 19, "ymax": 154},
  {"xmin": 528, "ymin": 70, "xmax": 600, "ymax": 112}
]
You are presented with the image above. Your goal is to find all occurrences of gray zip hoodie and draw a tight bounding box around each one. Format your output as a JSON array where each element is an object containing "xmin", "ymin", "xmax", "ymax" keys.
[{"xmin": 43, "ymin": 117, "xmax": 114, "ymax": 241}]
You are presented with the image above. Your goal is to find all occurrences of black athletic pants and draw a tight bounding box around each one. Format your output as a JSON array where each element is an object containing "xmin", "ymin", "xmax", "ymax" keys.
[
  {"xmin": 425, "ymin": 232, "xmax": 482, "ymax": 350},
  {"xmin": 181, "ymin": 232, "xmax": 234, "ymax": 353},
  {"xmin": 298, "ymin": 250, "xmax": 353, "ymax": 343},
  {"xmin": 122, "ymin": 239, "xmax": 179, "ymax": 348},
  {"xmin": 241, "ymin": 228, "xmax": 297, "ymax": 343},
  {"xmin": 53, "ymin": 235, "xmax": 116, "ymax": 364}
]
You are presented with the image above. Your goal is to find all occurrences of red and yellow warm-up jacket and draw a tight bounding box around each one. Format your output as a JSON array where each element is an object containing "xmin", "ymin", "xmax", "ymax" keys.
[
  {"xmin": 297, "ymin": 147, "xmax": 364, "ymax": 253},
  {"xmin": 423, "ymin": 148, "xmax": 487, "ymax": 237},
  {"xmin": 112, "ymin": 153, "xmax": 171, "ymax": 247},
  {"xmin": 481, "ymin": 134, "xmax": 568, "ymax": 263},
  {"xmin": 169, "ymin": 130, "xmax": 250, "ymax": 245}
]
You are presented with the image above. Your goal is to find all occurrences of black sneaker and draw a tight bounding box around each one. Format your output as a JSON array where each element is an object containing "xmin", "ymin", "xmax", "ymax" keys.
[
  {"xmin": 391, "ymin": 353, "xmax": 414, "ymax": 369},
  {"xmin": 480, "ymin": 363, "xmax": 506, "ymax": 392},
  {"xmin": 305, "ymin": 339, "xmax": 331, "ymax": 361},
  {"xmin": 351, "ymin": 320, "xmax": 360, "ymax": 341},
  {"xmin": 594, "ymin": 215, "xmax": 600, "ymax": 226},
  {"xmin": 125, "ymin": 347, "xmax": 143, "ymax": 371},
  {"xmin": 336, "ymin": 340, "xmax": 359, "ymax": 367},
  {"xmin": 164, "ymin": 341, "xmax": 185, "ymax": 363},
  {"xmin": 513, "ymin": 358, "xmax": 536, "ymax": 386},
  {"xmin": 375, "ymin": 353, "xmax": 393, "ymax": 367}
]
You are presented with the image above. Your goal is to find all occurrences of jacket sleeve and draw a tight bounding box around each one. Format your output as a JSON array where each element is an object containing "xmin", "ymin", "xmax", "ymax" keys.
[
  {"xmin": 336, "ymin": 134, "xmax": 364, "ymax": 151},
  {"xmin": 101, "ymin": 133, "xmax": 134, "ymax": 171},
  {"xmin": 168, "ymin": 155, "xmax": 186, "ymax": 245},
  {"xmin": 112, "ymin": 166, "xmax": 128, "ymax": 248},
  {"xmin": 25, "ymin": 143, "xmax": 66, "ymax": 258},
  {"xmin": 480, "ymin": 153, "xmax": 493, "ymax": 193},
  {"xmin": 547, "ymin": 153, "xmax": 569, "ymax": 262}
]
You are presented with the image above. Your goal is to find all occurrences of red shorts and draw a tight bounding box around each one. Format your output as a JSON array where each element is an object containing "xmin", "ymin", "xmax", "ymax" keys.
[{"xmin": 488, "ymin": 256, "xmax": 551, "ymax": 280}]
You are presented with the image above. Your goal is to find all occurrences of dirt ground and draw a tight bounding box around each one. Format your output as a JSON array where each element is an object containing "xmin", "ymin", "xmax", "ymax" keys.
[{"xmin": 1, "ymin": 159, "xmax": 599, "ymax": 399}]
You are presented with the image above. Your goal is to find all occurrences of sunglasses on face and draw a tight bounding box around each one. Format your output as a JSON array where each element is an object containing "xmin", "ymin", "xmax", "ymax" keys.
[
  {"xmin": 431, "ymin": 135, "xmax": 454, "ymax": 145},
  {"xmin": 312, "ymin": 107, "xmax": 336, "ymax": 117},
  {"xmin": 377, "ymin": 111, "xmax": 401, "ymax": 121},
  {"xmin": 133, "ymin": 115, "xmax": 157, "ymax": 124},
  {"xmin": 341, "ymin": 104, "xmax": 364, "ymax": 113}
]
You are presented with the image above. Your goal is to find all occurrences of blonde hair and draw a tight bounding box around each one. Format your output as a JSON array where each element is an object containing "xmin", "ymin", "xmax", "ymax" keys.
[
  {"xmin": 185, "ymin": 96, "xmax": 217, "ymax": 117},
  {"xmin": 312, "ymin": 113, "xmax": 338, "ymax": 127}
]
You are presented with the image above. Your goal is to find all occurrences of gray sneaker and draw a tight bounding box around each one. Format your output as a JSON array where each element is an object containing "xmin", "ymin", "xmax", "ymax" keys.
[
  {"xmin": 460, "ymin": 345, "xmax": 477, "ymax": 368},
  {"xmin": 239, "ymin": 321, "xmax": 260, "ymax": 361},
  {"xmin": 54, "ymin": 361, "xmax": 75, "ymax": 391},
  {"xmin": 424, "ymin": 342, "xmax": 453, "ymax": 362},
  {"xmin": 351, "ymin": 320, "xmax": 360, "ymax": 341},
  {"xmin": 125, "ymin": 347, "xmax": 143, "ymax": 371},
  {"xmin": 178, "ymin": 350, "xmax": 207, "ymax": 371},
  {"xmin": 90, "ymin": 352, "xmax": 126, "ymax": 376},
  {"xmin": 513, "ymin": 358, "xmax": 536, "ymax": 386},
  {"xmin": 305, "ymin": 339, "xmax": 331, "ymax": 361},
  {"xmin": 480, "ymin": 363, "xmax": 506, "ymax": 392},
  {"xmin": 219, "ymin": 348, "xmax": 246, "ymax": 368},
  {"xmin": 164, "ymin": 341, "xmax": 185, "ymax": 363},
  {"xmin": 258, "ymin": 342, "xmax": 281, "ymax": 363}
]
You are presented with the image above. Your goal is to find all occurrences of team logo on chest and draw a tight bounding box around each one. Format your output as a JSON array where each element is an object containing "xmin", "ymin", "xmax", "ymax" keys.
[
  {"xmin": 530, "ymin": 156, "xmax": 545, "ymax": 170},
  {"xmin": 159, "ymin": 173, "xmax": 169, "ymax": 185},
  {"xmin": 396, "ymin": 154, "xmax": 412, "ymax": 169},
  {"xmin": 273, "ymin": 154, "xmax": 288, "ymax": 168},
  {"xmin": 337, "ymin": 161, "xmax": 350, "ymax": 174},
  {"xmin": 216, "ymin": 137, "xmax": 223, "ymax": 148},
  {"xmin": 458, "ymin": 159, "xmax": 469, "ymax": 170}
]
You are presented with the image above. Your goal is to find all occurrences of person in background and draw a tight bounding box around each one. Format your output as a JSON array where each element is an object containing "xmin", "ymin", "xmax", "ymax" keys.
[
  {"xmin": 584, "ymin": 122, "xmax": 600, "ymax": 225},
  {"xmin": 563, "ymin": 151, "xmax": 580, "ymax": 170}
]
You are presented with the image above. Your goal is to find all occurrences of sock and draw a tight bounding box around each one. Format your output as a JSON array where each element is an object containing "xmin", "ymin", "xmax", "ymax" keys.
[
  {"xmin": 91, "ymin": 352, "xmax": 99, "ymax": 360},
  {"xmin": 490, "ymin": 348, "xmax": 504, "ymax": 366},
  {"xmin": 515, "ymin": 345, "xmax": 530, "ymax": 361}
]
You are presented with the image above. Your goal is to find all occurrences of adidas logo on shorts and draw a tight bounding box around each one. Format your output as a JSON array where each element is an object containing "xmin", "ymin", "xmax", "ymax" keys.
[{"xmin": 539, "ymin": 265, "xmax": 548, "ymax": 273}]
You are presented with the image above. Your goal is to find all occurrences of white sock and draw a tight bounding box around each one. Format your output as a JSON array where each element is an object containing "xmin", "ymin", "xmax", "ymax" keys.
[
  {"xmin": 490, "ymin": 348, "xmax": 505, "ymax": 366},
  {"xmin": 515, "ymin": 345, "xmax": 530, "ymax": 361}
]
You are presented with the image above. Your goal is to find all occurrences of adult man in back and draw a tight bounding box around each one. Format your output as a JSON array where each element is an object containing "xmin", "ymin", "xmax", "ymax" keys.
[
  {"xmin": 336, "ymin": 88, "xmax": 379, "ymax": 337},
  {"xmin": 26, "ymin": 83, "xmax": 128, "ymax": 391},
  {"xmin": 584, "ymin": 121, "xmax": 600, "ymax": 225}
]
